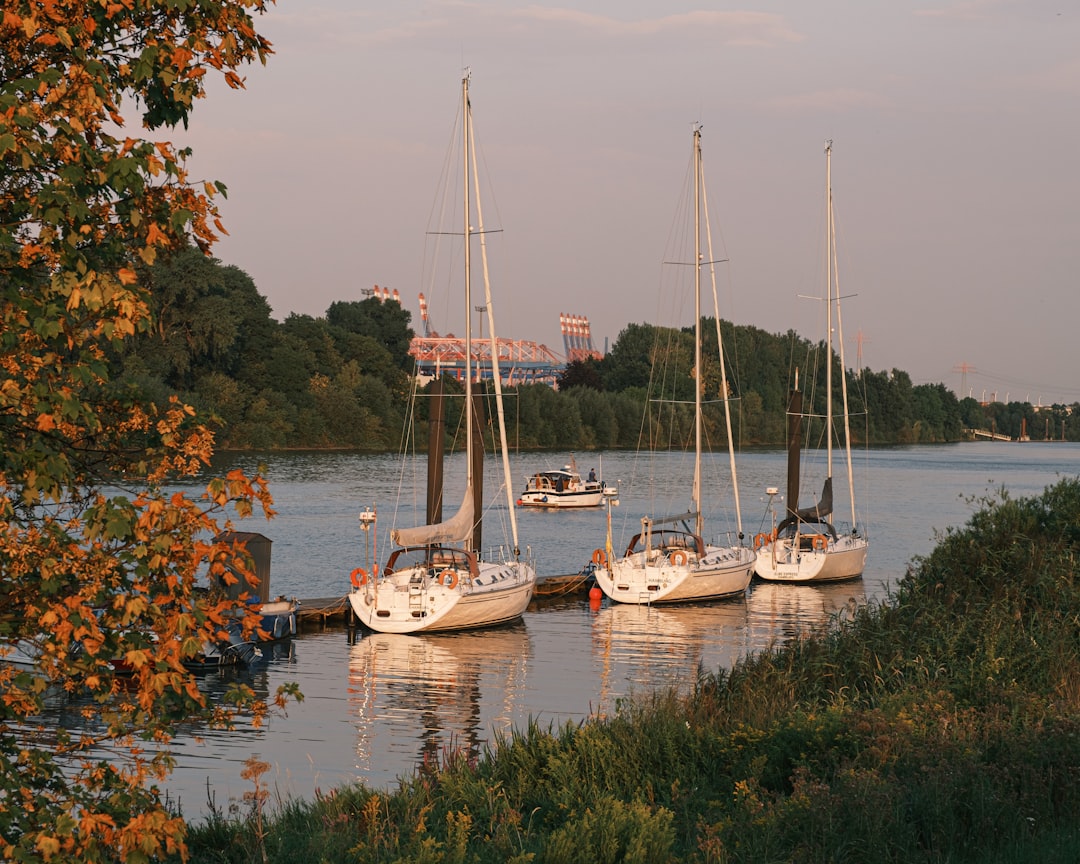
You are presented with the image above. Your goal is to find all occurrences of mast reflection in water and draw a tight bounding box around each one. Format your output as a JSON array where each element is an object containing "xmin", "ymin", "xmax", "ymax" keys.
[{"xmin": 347, "ymin": 623, "xmax": 531, "ymax": 778}]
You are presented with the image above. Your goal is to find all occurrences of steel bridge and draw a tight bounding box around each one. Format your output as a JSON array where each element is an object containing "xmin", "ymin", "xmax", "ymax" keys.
[{"xmin": 409, "ymin": 335, "xmax": 565, "ymax": 385}]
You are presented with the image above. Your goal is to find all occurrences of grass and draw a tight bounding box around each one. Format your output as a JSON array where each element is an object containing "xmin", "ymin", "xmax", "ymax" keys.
[{"xmin": 179, "ymin": 478, "xmax": 1080, "ymax": 863}]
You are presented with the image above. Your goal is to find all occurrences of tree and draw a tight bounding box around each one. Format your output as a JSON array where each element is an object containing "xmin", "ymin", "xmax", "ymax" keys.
[
  {"xmin": 0, "ymin": 3, "xmax": 286, "ymax": 860},
  {"xmin": 557, "ymin": 358, "xmax": 603, "ymax": 391},
  {"xmin": 599, "ymin": 323, "xmax": 661, "ymax": 392},
  {"xmin": 326, "ymin": 297, "xmax": 414, "ymax": 371},
  {"xmin": 140, "ymin": 247, "xmax": 275, "ymax": 386}
]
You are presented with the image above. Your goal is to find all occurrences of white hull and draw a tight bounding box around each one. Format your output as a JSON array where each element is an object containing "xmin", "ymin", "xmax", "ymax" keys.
[
  {"xmin": 519, "ymin": 464, "xmax": 607, "ymax": 508},
  {"xmin": 349, "ymin": 560, "xmax": 535, "ymax": 634},
  {"xmin": 594, "ymin": 545, "xmax": 754, "ymax": 604},
  {"xmin": 518, "ymin": 488, "xmax": 605, "ymax": 508},
  {"xmin": 754, "ymin": 533, "xmax": 867, "ymax": 583}
]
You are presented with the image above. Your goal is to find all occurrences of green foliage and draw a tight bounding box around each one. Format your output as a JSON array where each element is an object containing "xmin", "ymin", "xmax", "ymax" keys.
[
  {"xmin": 111, "ymin": 254, "xmax": 413, "ymax": 450},
  {"xmin": 327, "ymin": 297, "xmax": 414, "ymax": 371},
  {"xmin": 557, "ymin": 358, "xmax": 603, "ymax": 391}
]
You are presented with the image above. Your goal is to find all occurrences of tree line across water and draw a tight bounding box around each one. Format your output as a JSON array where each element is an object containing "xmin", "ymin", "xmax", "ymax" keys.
[{"xmin": 117, "ymin": 247, "xmax": 1080, "ymax": 451}]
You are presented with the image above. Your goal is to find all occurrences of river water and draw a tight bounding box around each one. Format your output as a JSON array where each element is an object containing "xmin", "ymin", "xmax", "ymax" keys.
[{"xmin": 45, "ymin": 443, "xmax": 1080, "ymax": 816}]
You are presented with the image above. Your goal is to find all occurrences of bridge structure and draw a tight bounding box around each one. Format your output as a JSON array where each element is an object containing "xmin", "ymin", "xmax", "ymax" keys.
[
  {"xmin": 408, "ymin": 335, "xmax": 565, "ymax": 385},
  {"xmin": 404, "ymin": 291, "xmax": 597, "ymax": 385}
]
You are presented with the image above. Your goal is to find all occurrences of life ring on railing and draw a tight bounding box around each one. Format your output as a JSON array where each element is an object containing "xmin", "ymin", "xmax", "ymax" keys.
[
  {"xmin": 591, "ymin": 548, "xmax": 607, "ymax": 567},
  {"xmin": 811, "ymin": 534, "xmax": 828, "ymax": 551},
  {"xmin": 669, "ymin": 549, "xmax": 688, "ymax": 566},
  {"xmin": 350, "ymin": 567, "xmax": 368, "ymax": 588},
  {"xmin": 753, "ymin": 532, "xmax": 771, "ymax": 550},
  {"xmin": 441, "ymin": 570, "xmax": 460, "ymax": 590}
]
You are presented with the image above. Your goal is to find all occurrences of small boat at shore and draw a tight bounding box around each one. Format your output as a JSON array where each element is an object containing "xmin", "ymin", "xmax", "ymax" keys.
[{"xmin": 518, "ymin": 456, "xmax": 609, "ymax": 509}]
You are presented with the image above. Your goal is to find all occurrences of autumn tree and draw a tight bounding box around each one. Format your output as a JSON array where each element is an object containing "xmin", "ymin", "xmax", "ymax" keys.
[{"xmin": 0, "ymin": 2, "xmax": 286, "ymax": 861}]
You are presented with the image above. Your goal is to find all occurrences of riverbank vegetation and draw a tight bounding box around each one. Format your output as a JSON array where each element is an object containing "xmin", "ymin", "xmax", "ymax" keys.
[
  {"xmin": 115, "ymin": 250, "xmax": 1080, "ymax": 451},
  {"xmin": 184, "ymin": 477, "xmax": 1080, "ymax": 863}
]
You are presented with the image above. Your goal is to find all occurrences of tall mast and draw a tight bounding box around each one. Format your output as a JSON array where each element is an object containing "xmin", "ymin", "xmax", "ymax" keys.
[
  {"xmin": 829, "ymin": 143, "xmax": 859, "ymax": 527},
  {"xmin": 469, "ymin": 85, "xmax": 523, "ymax": 555},
  {"xmin": 692, "ymin": 125, "xmax": 703, "ymax": 537},
  {"xmin": 462, "ymin": 73, "xmax": 474, "ymax": 506},
  {"xmin": 701, "ymin": 132, "xmax": 742, "ymax": 535},
  {"xmin": 825, "ymin": 139, "xmax": 833, "ymax": 484}
]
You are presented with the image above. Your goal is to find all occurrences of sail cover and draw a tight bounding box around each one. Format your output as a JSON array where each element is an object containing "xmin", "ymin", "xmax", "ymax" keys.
[
  {"xmin": 391, "ymin": 484, "xmax": 475, "ymax": 547},
  {"xmin": 778, "ymin": 477, "xmax": 833, "ymax": 534},
  {"xmin": 795, "ymin": 476, "xmax": 832, "ymax": 522}
]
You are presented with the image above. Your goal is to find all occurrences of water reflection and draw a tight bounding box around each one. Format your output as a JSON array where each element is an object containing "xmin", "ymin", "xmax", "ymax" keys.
[
  {"xmin": 347, "ymin": 622, "xmax": 531, "ymax": 778},
  {"xmin": 589, "ymin": 599, "xmax": 750, "ymax": 710},
  {"xmin": 745, "ymin": 579, "xmax": 868, "ymax": 643}
]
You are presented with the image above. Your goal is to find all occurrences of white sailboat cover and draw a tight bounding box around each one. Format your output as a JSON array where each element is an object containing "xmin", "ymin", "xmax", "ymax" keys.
[{"xmin": 390, "ymin": 484, "xmax": 475, "ymax": 547}]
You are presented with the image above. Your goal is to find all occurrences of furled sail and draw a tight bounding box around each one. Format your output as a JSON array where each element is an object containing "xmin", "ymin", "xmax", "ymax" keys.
[
  {"xmin": 391, "ymin": 484, "xmax": 475, "ymax": 547},
  {"xmin": 777, "ymin": 477, "xmax": 834, "ymax": 534}
]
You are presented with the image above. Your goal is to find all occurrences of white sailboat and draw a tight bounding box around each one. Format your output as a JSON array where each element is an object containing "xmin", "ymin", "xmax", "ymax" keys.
[
  {"xmin": 755, "ymin": 140, "xmax": 869, "ymax": 583},
  {"xmin": 592, "ymin": 126, "xmax": 755, "ymax": 605},
  {"xmin": 347, "ymin": 73, "xmax": 536, "ymax": 633}
]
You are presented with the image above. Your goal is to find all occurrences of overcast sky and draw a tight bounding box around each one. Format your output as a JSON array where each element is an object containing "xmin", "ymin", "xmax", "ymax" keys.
[{"xmin": 177, "ymin": 0, "xmax": 1079, "ymax": 405}]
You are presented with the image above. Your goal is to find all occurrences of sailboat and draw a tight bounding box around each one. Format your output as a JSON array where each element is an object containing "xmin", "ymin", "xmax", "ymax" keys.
[
  {"xmin": 591, "ymin": 126, "xmax": 755, "ymax": 605},
  {"xmin": 755, "ymin": 140, "xmax": 869, "ymax": 583},
  {"xmin": 347, "ymin": 73, "xmax": 536, "ymax": 633}
]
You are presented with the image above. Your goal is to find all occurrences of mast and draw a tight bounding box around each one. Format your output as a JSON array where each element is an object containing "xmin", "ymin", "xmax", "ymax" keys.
[
  {"xmin": 825, "ymin": 139, "xmax": 833, "ymax": 488},
  {"xmin": 469, "ymin": 86, "xmax": 523, "ymax": 555},
  {"xmin": 828, "ymin": 143, "xmax": 859, "ymax": 527},
  {"xmin": 701, "ymin": 131, "xmax": 742, "ymax": 536},
  {"xmin": 692, "ymin": 125, "xmax": 703, "ymax": 537},
  {"xmin": 462, "ymin": 74, "xmax": 473, "ymax": 476},
  {"xmin": 462, "ymin": 73, "xmax": 475, "ymax": 550},
  {"xmin": 786, "ymin": 369, "xmax": 802, "ymax": 522}
]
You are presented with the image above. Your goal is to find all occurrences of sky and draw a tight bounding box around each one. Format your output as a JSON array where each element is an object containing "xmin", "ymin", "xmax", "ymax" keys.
[{"xmin": 175, "ymin": 0, "xmax": 1079, "ymax": 405}]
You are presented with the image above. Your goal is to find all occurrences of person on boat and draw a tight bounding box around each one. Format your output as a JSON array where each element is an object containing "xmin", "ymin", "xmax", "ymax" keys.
[
  {"xmin": 588, "ymin": 468, "xmax": 596, "ymax": 483},
  {"xmin": 555, "ymin": 477, "xmax": 565, "ymax": 492}
]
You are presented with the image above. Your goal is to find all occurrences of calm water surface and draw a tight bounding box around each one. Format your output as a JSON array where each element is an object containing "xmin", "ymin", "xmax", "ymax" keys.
[{"xmin": 50, "ymin": 443, "xmax": 1080, "ymax": 815}]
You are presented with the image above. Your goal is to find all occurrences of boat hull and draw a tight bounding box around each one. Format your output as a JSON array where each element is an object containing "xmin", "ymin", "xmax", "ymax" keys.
[
  {"xmin": 348, "ymin": 561, "xmax": 536, "ymax": 634},
  {"xmin": 518, "ymin": 488, "xmax": 605, "ymax": 508},
  {"xmin": 593, "ymin": 546, "xmax": 754, "ymax": 605},
  {"xmin": 754, "ymin": 534, "xmax": 868, "ymax": 583}
]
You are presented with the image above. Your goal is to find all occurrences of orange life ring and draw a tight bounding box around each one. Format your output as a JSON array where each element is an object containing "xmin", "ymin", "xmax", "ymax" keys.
[
  {"xmin": 669, "ymin": 549, "xmax": 688, "ymax": 566},
  {"xmin": 754, "ymin": 532, "xmax": 771, "ymax": 550},
  {"xmin": 350, "ymin": 567, "xmax": 368, "ymax": 588},
  {"xmin": 591, "ymin": 548, "xmax": 607, "ymax": 567},
  {"xmin": 441, "ymin": 570, "xmax": 459, "ymax": 589},
  {"xmin": 811, "ymin": 534, "xmax": 828, "ymax": 551}
]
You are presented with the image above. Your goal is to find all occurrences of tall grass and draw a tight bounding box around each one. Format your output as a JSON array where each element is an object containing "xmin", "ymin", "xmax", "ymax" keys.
[{"xmin": 182, "ymin": 478, "xmax": 1080, "ymax": 863}]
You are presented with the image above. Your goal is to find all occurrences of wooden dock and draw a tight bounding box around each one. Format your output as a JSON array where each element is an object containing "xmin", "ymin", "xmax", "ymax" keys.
[{"xmin": 296, "ymin": 596, "xmax": 352, "ymax": 625}]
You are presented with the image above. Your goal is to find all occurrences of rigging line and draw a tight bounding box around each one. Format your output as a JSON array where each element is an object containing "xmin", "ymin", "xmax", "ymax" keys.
[
  {"xmin": 698, "ymin": 133, "xmax": 742, "ymax": 535},
  {"xmin": 469, "ymin": 78, "xmax": 520, "ymax": 554}
]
